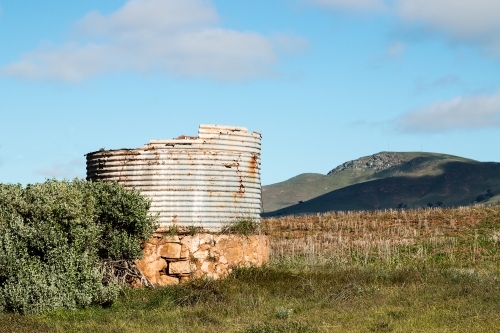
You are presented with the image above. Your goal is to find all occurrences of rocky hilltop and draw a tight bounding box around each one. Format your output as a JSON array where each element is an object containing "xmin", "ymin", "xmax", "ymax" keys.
[
  {"xmin": 327, "ymin": 152, "xmax": 410, "ymax": 175},
  {"xmin": 263, "ymin": 151, "xmax": 500, "ymax": 216}
]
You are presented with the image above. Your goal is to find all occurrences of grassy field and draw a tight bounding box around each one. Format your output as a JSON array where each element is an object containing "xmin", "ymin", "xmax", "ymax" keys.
[{"xmin": 2, "ymin": 206, "xmax": 500, "ymax": 332}]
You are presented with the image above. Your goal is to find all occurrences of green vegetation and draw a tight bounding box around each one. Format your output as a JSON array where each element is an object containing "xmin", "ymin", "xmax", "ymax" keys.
[
  {"xmin": 163, "ymin": 218, "xmax": 262, "ymax": 236},
  {"xmin": 263, "ymin": 151, "xmax": 500, "ymax": 215},
  {"xmin": 0, "ymin": 179, "xmax": 156, "ymax": 314},
  {"xmin": 2, "ymin": 206, "xmax": 500, "ymax": 332},
  {"xmin": 221, "ymin": 218, "xmax": 261, "ymax": 236}
]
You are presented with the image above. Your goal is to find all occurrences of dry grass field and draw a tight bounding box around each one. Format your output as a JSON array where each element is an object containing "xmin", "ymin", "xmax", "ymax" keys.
[{"xmin": 262, "ymin": 206, "xmax": 500, "ymax": 267}]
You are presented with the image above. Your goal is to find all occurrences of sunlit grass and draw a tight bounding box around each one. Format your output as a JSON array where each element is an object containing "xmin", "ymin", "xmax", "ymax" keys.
[{"xmin": 262, "ymin": 206, "xmax": 500, "ymax": 268}]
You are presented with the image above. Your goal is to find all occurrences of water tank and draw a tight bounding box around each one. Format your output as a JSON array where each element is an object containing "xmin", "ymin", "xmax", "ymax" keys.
[{"xmin": 86, "ymin": 124, "xmax": 261, "ymax": 230}]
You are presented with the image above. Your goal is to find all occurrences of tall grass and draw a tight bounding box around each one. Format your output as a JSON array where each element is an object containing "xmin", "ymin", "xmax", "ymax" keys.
[{"xmin": 261, "ymin": 206, "xmax": 500, "ymax": 268}]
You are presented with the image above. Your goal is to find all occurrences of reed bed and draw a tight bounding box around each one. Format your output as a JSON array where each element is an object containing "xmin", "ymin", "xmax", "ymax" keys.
[{"xmin": 261, "ymin": 205, "xmax": 500, "ymax": 267}]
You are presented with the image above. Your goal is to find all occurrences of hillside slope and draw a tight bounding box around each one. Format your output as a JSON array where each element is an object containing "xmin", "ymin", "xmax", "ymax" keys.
[{"xmin": 262, "ymin": 152, "xmax": 500, "ymax": 216}]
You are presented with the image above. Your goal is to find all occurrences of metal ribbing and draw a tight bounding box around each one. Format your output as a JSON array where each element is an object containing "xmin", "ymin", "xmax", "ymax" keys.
[{"xmin": 86, "ymin": 124, "xmax": 261, "ymax": 230}]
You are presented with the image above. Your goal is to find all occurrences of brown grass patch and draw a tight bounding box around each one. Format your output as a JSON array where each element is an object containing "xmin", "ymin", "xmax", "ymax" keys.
[{"xmin": 262, "ymin": 206, "xmax": 500, "ymax": 265}]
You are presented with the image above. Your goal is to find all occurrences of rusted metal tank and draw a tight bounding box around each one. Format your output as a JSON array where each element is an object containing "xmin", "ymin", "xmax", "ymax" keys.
[{"xmin": 86, "ymin": 124, "xmax": 261, "ymax": 230}]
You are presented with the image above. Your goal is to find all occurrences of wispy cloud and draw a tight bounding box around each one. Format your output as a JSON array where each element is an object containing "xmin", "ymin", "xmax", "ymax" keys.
[
  {"xmin": 385, "ymin": 41, "xmax": 405, "ymax": 59},
  {"xmin": 311, "ymin": 0, "xmax": 500, "ymax": 57},
  {"xmin": 309, "ymin": 0, "xmax": 387, "ymax": 12},
  {"xmin": 396, "ymin": 92, "xmax": 500, "ymax": 133},
  {"xmin": 414, "ymin": 75, "xmax": 461, "ymax": 93},
  {"xmin": 395, "ymin": 0, "xmax": 500, "ymax": 39},
  {"xmin": 2, "ymin": 0, "xmax": 306, "ymax": 82},
  {"xmin": 35, "ymin": 158, "xmax": 86, "ymax": 179},
  {"xmin": 368, "ymin": 41, "xmax": 405, "ymax": 66}
]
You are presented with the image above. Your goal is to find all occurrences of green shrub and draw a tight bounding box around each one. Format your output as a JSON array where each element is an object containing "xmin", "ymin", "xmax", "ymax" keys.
[
  {"xmin": 0, "ymin": 179, "xmax": 156, "ymax": 314},
  {"xmin": 86, "ymin": 180, "xmax": 157, "ymax": 259}
]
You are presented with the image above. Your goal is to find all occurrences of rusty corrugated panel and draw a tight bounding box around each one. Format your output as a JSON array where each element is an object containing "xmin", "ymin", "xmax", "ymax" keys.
[{"xmin": 86, "ymin": 124, "xmax": 261, "ymax": 230}]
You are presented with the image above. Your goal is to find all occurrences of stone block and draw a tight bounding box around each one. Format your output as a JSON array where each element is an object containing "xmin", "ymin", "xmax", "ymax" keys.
[
  {"xmin": 219, "ymin": 256, "xmax": 228, "ymax": 264},
  {"xmin": 158, "ymin": 243, "xmax": 182, "ymax": 258},
  {"xmin": 199, "ymin": 243, "xmax": 211, "ymax": 251},
  {"xmin": 141, "ymin": 242, "xmax": 160, "ymax": 263},
  {"xmin": 191, "ymin": 269, "xmax": 204, "ymax": 279},
  {"xmin": 216, "ymin": 264, "xmax": 229, "ymax": 277},
  {"xmin": 159, "ymin": 235, "xmax": 180, "ymax": 244},
  {"xmin": 192, "ymin": 250, "xmax": 209, "ymax": 259},
  {"xmin": 199, "ymin": 234, "xmax": 215, "ymax": 246},
  {"xmin": 181, "ymin": 235, "xmax": 198, "ymax": 253},
  {"xmin": 135, "ymin": 258, "xmax": 167, "ymax": 284},
  {"xmin": 158, "ymin": 275, "xmax": 179, "ymax": 286},
  {"xmin": 150, "ymin": 258, "xmax": 168, "ymax": 271},
  {"xmin": 225, "ymin": 246, "xmax": 243, "ymax": 263},
  {"xmin": 180, "ymin": 245, "xmax": 190, "ymax": 258},
  {"xmin": 148, "ymin": 237, "xmax": 161, "ymax": 245},
  {"xmin": 200, "ymin": 261, "xmax": 215, "ymax": 273},
  {"xmin": 169, "ymin": 260, "xmax": 191, "ymax": 275}
]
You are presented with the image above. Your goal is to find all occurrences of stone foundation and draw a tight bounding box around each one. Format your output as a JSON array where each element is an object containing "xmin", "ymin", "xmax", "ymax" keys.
[{"xmin": 135, "ymin": 233, "xmax": 269, "ymax": 286}]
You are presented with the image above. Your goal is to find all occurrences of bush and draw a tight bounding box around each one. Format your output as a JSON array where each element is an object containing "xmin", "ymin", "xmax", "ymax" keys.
[{"xmin": 0, "ymin": 179, "xmax": 156, "ymax": 313}]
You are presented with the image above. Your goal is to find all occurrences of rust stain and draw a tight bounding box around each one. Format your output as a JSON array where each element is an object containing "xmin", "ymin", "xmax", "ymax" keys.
[
  {"xmin": 249, "ymin": 154, "xmax": 258, "ymax": 179},
  {"xmin": 176, "ymin": 135, "xmax": 198, "ymax": 140},
  {"xmin": 238, "ymin": 182, "xmax": 245, "ymax": 194}
]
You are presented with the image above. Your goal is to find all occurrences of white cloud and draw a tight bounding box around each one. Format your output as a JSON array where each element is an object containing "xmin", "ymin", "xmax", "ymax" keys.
[
  {"xmin": 414, "ymin": 75, "xmax": 461, "ymax": 93},
  {"xmin": 386, "ymin": 41, "xmax": 405, "ymax": 59},
  {"xmin": 271, "ymin": 33, "xmax": 310, "ymax": 53},
  {"xmin": 395, "ymin": 0, "xmax": 500, "ymax": 40},
  {"xmin": 395, "ymin": 0, "xmax": 500, "ymax": 56},
  {"xmin": 3, "ymin": 0, "xmax": 304, "ymax": 82},
  {"xmin": 77, "ymin": 0, "xmax": 218, "ymax": 38},
  {"xmin": 368, "ymin": 41, "xmax": 405, "ymax": 66},
  {"xmin": 35, "ymin": 158, "xmax": 86, "ymax": 179},
  {"xmin": 309, "ymin": 0, "xmax": 387, "ymax": 12},
  {"xmin": 397, "ymin": 92, "xmax": 500, "ymax": 133},
  {"xmin": 311, "ymin": 0, "xmax": 500, "ymax": 57}
]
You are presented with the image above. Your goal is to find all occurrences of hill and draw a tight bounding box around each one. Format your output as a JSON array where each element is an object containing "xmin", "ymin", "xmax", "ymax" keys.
[{"xmin": 262, "ymin": 152, "xmax": 500, "ymax": 216}]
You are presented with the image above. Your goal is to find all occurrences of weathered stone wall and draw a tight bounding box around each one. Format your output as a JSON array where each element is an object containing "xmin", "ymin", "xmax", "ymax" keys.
[{"xmin": 135, "ymin": 234, "xmax": 269, "ymax": 286}]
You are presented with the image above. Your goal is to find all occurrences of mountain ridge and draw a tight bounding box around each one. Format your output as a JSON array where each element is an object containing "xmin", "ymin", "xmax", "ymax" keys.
[
  {"xmin": 327, "ymin": 151, "xmax": 475, "ymax": 175},
  {"xmin": 262, "ymin": 151, "xmax": 499, "ymax": 216}
]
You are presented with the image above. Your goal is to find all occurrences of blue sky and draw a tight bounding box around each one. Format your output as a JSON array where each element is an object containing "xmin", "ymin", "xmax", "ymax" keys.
[{"xmin": 1, "ymin": 0, "xmax": 500, "ymax": 186}]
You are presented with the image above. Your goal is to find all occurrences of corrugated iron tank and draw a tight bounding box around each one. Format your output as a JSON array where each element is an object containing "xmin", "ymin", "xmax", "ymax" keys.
[{"xmin": 86, "ymin": 124, "xmax": 261, "ymax": 230}]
